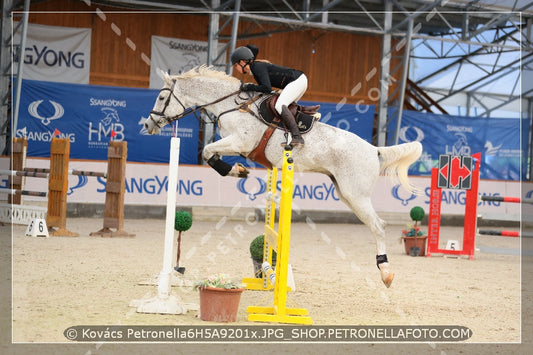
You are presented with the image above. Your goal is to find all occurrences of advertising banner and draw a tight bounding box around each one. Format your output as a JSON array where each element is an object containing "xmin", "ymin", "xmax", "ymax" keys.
[
  {"xmin": 13, "ymin": 22, "xmax": 91, "ymax": 84},
  {"xmin": 16, "ymin": 79, "xmax": 199, "ymax": 164},
  {"xmin": 388, "ymin": 109, "xmax": 527, "ymax": 181},
  {"xmin": 1, "ymin": 157, "xmax": 525, "ymax": 219},
  {"xmin": 150, "ymin": 36, "xmax": 225, "ymax": 89}
]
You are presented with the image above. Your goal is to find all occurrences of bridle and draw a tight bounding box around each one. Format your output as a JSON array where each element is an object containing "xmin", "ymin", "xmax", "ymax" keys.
[{"xmin": 148, "ymin": 78, "xmax": 241, "ymax": 129}]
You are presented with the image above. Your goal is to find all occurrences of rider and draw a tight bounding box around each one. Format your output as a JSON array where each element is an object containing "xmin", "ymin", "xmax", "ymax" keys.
[{"xmin": 231, "ymin": 44, "xmax": 306, "ymax": 146}]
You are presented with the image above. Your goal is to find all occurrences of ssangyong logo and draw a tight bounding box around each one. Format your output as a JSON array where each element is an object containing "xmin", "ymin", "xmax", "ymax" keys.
[
  {"xmin": 398, "ymin": 126, "xmax": 425, "ymax": 142},
  {"xmin": 391, "ymin": 184, "xmax": 416, "ymax": 206},
  {"xmin": 67, "ymin": 176, "xmax": 88, "ymax": 195},
  {"xmin": 28, "ymin": 99, "xmax": 64, "ymax": 125},
  {"xmin": 237, "ymin": 177, "xmax": 267, "ymax": 201}
]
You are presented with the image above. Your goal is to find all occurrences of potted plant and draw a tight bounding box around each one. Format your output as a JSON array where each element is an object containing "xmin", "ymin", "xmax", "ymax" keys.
[
  {"xmin": 194, "ymin": 273, "xmax": 245, "ymax": 322},
  {"xmin": 401, "ymin": 206, "xmax": 428, "ymax": 256},
  {"xmin": 249, "ymin": 234, "xmax": 277, "ymax": 277},
  {"xmin": 174, "ymin": 211, "xmax": 192, "ymax": 274}
]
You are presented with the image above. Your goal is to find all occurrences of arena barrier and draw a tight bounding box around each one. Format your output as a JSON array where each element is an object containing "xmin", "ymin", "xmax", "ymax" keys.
[
  {"xmin": 0, "ymin": 203, "xmax": 48, "ymax": 227},
  {"xmin": 246, "ymin": 148, "xmax": 312, "ymax": 325},
  {"xmin": 1, "ymin": 138, "xmax": 49, "ymax": 226},
  {"xmin": 130, "ymin": 137, "xmax": 198, "ymax": 315},
  {"xmin": 427, "ymin": 153, "xmax": 481, "ymax": 259},
  {"xmin": 3, "ymin": 138, "xmax": 132, "ymax": 237}
]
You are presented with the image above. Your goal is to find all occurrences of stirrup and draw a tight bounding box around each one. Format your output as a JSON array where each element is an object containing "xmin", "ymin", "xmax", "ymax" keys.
[{"xmin": 290, "ymin": 136, "xmax": 304, "ymax": 147}]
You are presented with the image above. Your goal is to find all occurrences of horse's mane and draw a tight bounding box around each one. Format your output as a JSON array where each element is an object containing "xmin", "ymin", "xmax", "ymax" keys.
[{"xmin": 172, "ymin": 65, "xmax": 240, "ymax": 83}]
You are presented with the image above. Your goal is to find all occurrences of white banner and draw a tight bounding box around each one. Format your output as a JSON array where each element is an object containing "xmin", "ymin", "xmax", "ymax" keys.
[
  {"xmin": 13, "ymin": 22, "xmax": 91, "ymax": 84},
  {"xmin": 0, "ymin": 157, "xmax": 527, "ymax": 219},
  {"xmin": 150, "ymin": 36, "xmax": 225, "ymax": 89}
]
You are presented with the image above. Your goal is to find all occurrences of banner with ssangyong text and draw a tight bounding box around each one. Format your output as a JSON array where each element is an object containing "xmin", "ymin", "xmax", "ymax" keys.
[
  {"xmin": 13, "ymin": 22, "xmax": 91, "ymax": 84},
  {"xmin": 150, "ymin": 36, "xmax": 226, "ymax": 89}
]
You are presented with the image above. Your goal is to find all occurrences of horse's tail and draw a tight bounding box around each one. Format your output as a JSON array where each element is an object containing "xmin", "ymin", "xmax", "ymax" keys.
[{"xmin": 377, "ymin": 141, "xmax": 423, "ymax": 195}]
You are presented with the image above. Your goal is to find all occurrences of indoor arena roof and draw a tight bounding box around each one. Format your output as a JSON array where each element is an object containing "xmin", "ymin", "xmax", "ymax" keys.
[{"xmin": 89, "ymin": 0, "xmax": 533, "ymax": 37}]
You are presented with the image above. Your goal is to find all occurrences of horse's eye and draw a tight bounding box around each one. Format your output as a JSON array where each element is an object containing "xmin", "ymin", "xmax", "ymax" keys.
[{"xmin": 158, "ymin": 96, "xmax": 164, "ymax": 101}]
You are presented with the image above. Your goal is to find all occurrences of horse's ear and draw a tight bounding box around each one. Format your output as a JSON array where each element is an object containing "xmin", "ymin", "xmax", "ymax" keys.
[{"xmin": 159, "ymin": 69, "xmax": 171, "ymax": 84}]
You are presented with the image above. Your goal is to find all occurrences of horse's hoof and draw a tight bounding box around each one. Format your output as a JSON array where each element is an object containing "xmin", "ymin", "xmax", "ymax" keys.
[
  {"xmin": 382, "ymin": 273, "xmax": 394, "ymax": 288},
  {"xmin": 378, "ymin": 262, "xmax": 394, "ymax": 288},
  {"xmin": 237, "ymin": 163, "xmax": 249, "ymax": 178}
]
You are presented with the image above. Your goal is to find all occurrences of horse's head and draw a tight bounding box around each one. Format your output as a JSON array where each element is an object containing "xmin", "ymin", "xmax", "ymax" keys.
[
  {"xmin": 145, "ymin": 65, "xmax": 242, "ymax": 134},
  {"xmin": 145, "ymin": 70, "xmax": 188, "ymax": 134}
]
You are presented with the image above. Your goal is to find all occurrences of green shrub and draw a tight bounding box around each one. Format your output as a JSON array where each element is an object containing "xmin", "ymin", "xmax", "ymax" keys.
[{"xmin": 249, "ymin": 234, "xmax": 277, "ymax": 260}]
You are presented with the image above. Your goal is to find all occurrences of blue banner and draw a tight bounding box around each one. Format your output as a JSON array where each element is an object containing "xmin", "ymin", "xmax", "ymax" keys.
[
  {"xmin": 221, "ymin": 100, "xmax": 376, "ymax": 168},
  {"xmin": 16, "ymin": 79, "xmax": 199, "ymax": 164},
  {"xmin": 388, "ymin": 109, "xmax": 527, "ymax": 181}
]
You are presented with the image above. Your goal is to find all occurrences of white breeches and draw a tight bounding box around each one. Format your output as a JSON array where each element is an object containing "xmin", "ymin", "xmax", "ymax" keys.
[{"xmin": 275, "ymin": 74, "xmax": 308, "ymax": 114}]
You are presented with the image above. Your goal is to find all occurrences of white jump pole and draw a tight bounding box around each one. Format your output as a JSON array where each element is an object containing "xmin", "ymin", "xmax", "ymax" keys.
[
  {"xmin": 159, "ymin": 136, "xmax": 180, "ymax": 298},
  {"xmin": 130, "ymin": 137, "xmax": 198, "ymax": 314}
]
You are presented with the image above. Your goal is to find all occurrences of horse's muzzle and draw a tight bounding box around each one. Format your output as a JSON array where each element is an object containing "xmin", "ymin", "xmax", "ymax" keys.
[{"xmin": 145, "ymin": 115, "xmax": 161, "ymax": 135}]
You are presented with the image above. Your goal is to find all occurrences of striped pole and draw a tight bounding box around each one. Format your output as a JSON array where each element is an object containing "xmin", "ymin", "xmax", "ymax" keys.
[
  {"xmin": 478, "ymin": 230, "xmax": 533, "ymax": 238},
  {"xmin": 0, "ymin": 188, "xmax": 47, "ymax": 197},
  {"xmin": 23, "ymin": 167, "xmax": 106, "ymax": 178},
  {"xmin": 480, "ymin": 195, "xmax": 533, "ymax": 204},
  {"xmin": 0, "ymin": 169, "xmax": 49, "ymax": 178}
]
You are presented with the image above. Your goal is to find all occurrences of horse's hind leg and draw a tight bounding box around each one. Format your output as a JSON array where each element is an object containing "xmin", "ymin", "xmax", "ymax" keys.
[{"xmin": 332, "ymin": 179, "xmax": 394, "ymax": 288}]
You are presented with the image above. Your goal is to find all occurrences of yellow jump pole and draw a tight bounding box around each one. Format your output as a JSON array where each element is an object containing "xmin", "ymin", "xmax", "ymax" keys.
[
  {"xmin": 247, "ymin": 148, "xmax": 312, "ymax": 325},
  {"xmin": 243, "ymin": 167, "xmax": 277, "ymax": 290}
]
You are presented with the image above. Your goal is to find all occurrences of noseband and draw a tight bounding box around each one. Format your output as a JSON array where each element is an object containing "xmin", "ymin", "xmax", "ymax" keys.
[{"xmin": 148, "ymin": 79, "xmax": 241, "ymax": 129}]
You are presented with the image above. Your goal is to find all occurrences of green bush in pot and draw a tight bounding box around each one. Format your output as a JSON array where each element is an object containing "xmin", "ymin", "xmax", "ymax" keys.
[{"xmin": 249, "ymin": 234, "xmax": 277, "ymax": 277}]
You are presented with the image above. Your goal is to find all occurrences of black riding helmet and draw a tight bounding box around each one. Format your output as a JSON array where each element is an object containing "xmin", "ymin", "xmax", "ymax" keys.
[
  {"xmin": 230, "ymin": 45, "xmax": 258, "ymax": 65},
  {"xmin": 230, "ymin": 46, "xmax": 254, "ymax": 65}
]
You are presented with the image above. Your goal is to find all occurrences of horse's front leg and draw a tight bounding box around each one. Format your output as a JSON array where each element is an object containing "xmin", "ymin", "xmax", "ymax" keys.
[{"xmin": 203, "ymin": 136, "xmax": 250, "ymax": 178}]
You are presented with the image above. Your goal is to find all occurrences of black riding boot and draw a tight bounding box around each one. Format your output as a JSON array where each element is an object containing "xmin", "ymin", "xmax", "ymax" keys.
[{"xmin": 280, "ymin": 105, "xmax": 304, "ymax": 146}]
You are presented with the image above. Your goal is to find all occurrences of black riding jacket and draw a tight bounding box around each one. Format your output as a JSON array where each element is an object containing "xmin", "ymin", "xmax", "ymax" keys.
[{"xmin": 242, "ymin": 61, "xmax": 303, "ymax": 94}]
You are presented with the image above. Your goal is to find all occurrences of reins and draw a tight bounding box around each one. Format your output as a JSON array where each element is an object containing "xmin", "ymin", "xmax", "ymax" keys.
[{"xmin": 217, "ymin": 92, "xmax": 265, "ymax": 121}]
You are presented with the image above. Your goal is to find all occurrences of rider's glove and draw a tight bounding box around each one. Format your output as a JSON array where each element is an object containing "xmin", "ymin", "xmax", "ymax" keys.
[{"xmin": 240, "ymin": 82, "xmax": 252, "ymax": 91}]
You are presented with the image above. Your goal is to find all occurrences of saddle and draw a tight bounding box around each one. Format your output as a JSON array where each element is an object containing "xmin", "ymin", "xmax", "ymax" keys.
[
  {"xmin": 258, "ymin": 95, "xmax": 321, "ymax": 133},
  {"xmin": 246, "ymin": 94, "xmax": 321, "ymax": 169}
]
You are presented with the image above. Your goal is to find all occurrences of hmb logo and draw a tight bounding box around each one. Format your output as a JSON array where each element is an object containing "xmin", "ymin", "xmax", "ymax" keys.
[{"xmin": 88, "ymin": 108, "xmax": 125, "ymax": 142}]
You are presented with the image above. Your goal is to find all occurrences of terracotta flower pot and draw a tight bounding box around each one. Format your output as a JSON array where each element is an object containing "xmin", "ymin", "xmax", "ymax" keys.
[
  {"xmin": 402, "ymin": 236, "xmax": 428, "ymax": 256},
  {"xmin": 198, "ymin": 286, "xmax": 245, "ymax": 322}
]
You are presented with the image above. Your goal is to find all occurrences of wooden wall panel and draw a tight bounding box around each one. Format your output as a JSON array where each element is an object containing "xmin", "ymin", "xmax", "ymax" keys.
[{"xmin": 25, "ymin": 1, "xmax": 402, "ymax": 105}]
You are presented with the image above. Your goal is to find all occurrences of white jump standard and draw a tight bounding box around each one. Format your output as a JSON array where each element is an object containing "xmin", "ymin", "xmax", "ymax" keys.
[{"xmin": 130, "ymin": 137, "xmax": 198, "ymax": 315}]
